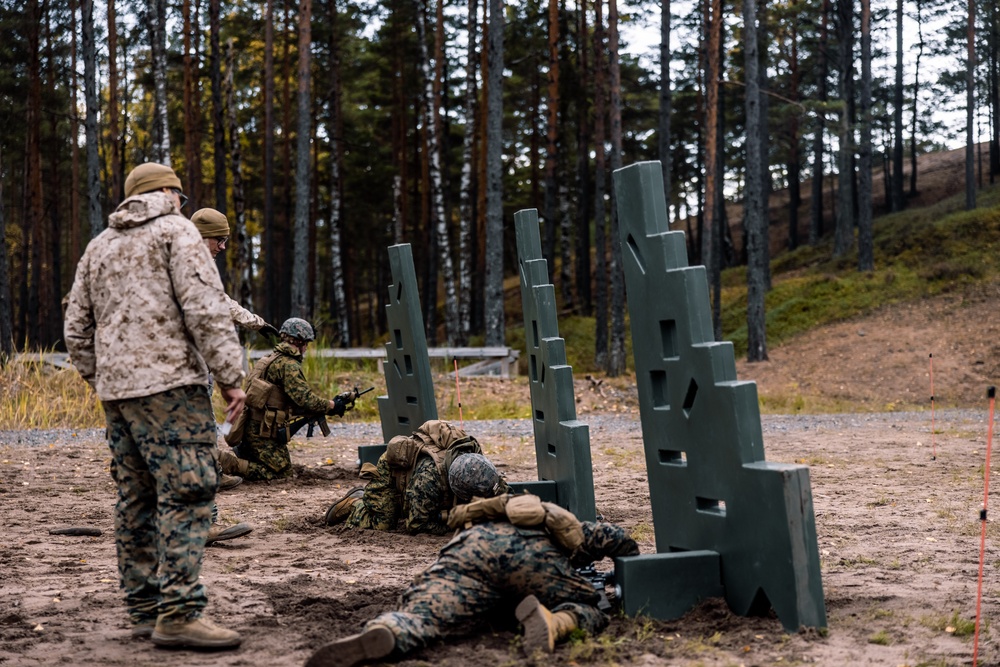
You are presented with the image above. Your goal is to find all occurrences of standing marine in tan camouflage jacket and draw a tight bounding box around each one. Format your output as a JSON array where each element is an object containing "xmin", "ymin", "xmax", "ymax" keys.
[
  {"xmin": 220, "ymin": 318, "xmax": 354, "ymax": 481},
  {"xmin": 63, "ymin": 163, "xmax": 246, "ymax": 650}
]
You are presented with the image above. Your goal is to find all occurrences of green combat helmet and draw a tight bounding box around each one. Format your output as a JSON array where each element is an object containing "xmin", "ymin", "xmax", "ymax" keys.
[
  {"xmin": 280, "ymin": 317, "xmax": 315, "ymax": 342},
  {"xmin": 449, "ymin": 453, "xmax": 502, "ymax": 502}
]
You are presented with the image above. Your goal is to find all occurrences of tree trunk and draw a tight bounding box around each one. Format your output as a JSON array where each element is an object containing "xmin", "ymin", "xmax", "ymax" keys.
[
  {"xmin": 991, "ymin": 0, "xmax": 999, "ymax": 182},
  {"xmin": 70, "ymin": 0, "xmax": 81, "ymax": 266},
  {"xmin": 291, "ymin": 0, "xmax": 312, "ymax": 318},
  {"xmin": 107, "ymin": 0, "xmax": 122, "ymax": 206},
  {"xmin": 149, "ymin": 0, "xmax": 170, "ymax": 164},
  {"xmin": 787, "ymin": 4, "xmax": 801, "ymax": 250},
  {"xmin": 210, "ymin": 0, "xmax": 227, "ymax": 286},
  {"xmin": 44, "ymin": 7, "xmax": 61, "ymax": 345},
  {"xmin": 966, "ymin": 0, "xmax": 976, "ymax": 210},
  {"xmin": 607, "ymin": 0, "xmax": 626, "ymax": 376},
  {"xmin": 659, "ymin": 0, "xmax": 672, "ymax": 226},
  {"xmin": 484, "ymin": 0, "xmax": 505, "ymax": 346},
  {"xmin": 744, "ymin": 0, "xmax": 767, "ymax": 362},
  {"xmin": 834, "ymin": 0, "xmax": 855, "ymax": 257},
  {"xmin": 574, "ymin": 1, "xmax": 591, "ymax": 316},
  {"xmin": 593, "ymin": 0, "xmax": 608, "ymax": 369},
  {"xmin": 703, "ymin": 0, "xmax": 722, "ymax": 332},
  {"xmin": 418, "ymin": 0, "xmax": 459, "ymax": 345},
  {"xmin": 325, "ymin": 0, "xmax": 350, "ymax": 345},
  {"xmin": 83, "ymin": 0, "xmax": 102, "ymax": 239},
  {"xmin": 0, "ymin": 144, "xmax": 11, "ymax": 360},
  {"xmin": 458, "ymin": 0, "xmax": 479, "ymax": 344},
  {"xmin": 809, "ymin": 0, "xmax": 829, "ymax": 245},
  {"xmin": 183, "ymin": 0, "xmax": 197, "ymax": 206},
  {"xmin": 543, "ymin": 0, "xmax": 560, "ymax": 281},
  {"xmin": 264, "ymin": 0, "xmax": 278, "ymax": 323},
  {"xmin": 26, "ymin": 0, "xmax": 43, "ymax": 346},
  {"xmin": 891, "ymin": 0, "xmax": 904, "ymax": 212},
  {"xmin": 225, "ymin": 39, "xmax": 254, "ymax": 324},
  {"xmin": 909, "ymin": 0, "xmax": 923, "ymax": 196},
  {"xmin": 858, "ymin": 0, "xmax": 874, "ymax": 271},
  {"xmin": 757, "ymin": 0, "xmax": 771, "ymax": 290}
]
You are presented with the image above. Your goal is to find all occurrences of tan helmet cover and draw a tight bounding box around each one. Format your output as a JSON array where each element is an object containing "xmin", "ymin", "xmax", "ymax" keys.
[
  {"xmin": 124, "ymin": 163, "xmax": 182, "ymax": 198},
  {"xmin": 191, "ymin": 208, "xmax": 230, "ymax": 238}
]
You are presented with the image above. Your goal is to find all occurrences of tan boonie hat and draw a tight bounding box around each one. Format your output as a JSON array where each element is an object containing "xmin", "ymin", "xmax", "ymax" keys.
[
  {"xmin": 124, "ymin": 163, "xmax": 182, "ymax": 198},
  {"xmin": 190, "ymin": 208, "xmax": 230, "ymax": 238}
]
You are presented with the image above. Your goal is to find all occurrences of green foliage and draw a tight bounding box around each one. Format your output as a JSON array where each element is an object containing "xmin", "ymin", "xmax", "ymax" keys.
[
  {"xmin": 723, "ymin": 184, "xmax": 1000, "ymax": 356},
  {"xmin": 868, "ymin": 629, "xmax": 892, "ymax": 645}
]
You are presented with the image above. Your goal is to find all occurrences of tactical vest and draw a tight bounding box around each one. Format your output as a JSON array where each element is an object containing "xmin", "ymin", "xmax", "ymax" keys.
[
  {"xmin": 385, "ymin": 420, "xmax": 483, "ymax": 500},
  {"xmin": 241, "ymin": 351, "xmax": 294, "ymax": 440}
]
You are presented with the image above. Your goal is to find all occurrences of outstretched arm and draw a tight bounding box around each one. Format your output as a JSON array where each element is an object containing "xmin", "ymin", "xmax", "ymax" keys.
[{"xmin": 571, "ymin": 522, "xmax": 640, "ymax": 567}]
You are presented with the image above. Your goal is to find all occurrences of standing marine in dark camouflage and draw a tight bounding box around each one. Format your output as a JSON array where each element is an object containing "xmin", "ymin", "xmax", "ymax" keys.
[
  {"xmin": 220, "ymin": 318, "xmax": 354, "ymax": 481},
  {"xmin": 305, "ymin": 494, "xmax": 640, "ymax": 667},
  {"xmin": 63, "ymin": 162, "xmax": 247, "ymax": 650},
  {"xmin": 324, "ymin": 421, "xmax": 510, "ymax": 534}
]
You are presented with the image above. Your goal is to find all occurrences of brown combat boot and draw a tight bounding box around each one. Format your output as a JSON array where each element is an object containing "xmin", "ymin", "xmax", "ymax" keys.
[
  {"xmin": 516, "ymin": 595, "xmax": 578, "ymax": 654},
  {"xmin": 150, "ymin": 615, "xmax": 241, "ymax": 649},
  {"xmin": 206, "ymin": 522, "xmax": 252, "ymax": 546},
  {"xmin": 324, "ymin": 486, "xmax": 365, "ymax": 525},
  {"xmin": 304, "ymin": 624, "xmax": 395, "ymax": 667},
  {"xmin": 219, "ymin": 473, "xmax": 243, "ymax": 490},
  {"xmin": 131, "ymin": 621, "xmax": 155, "ymax": 639},
  {"xmin": 218, "ymin": 451, "xmax": 249, "ymax": 477}
]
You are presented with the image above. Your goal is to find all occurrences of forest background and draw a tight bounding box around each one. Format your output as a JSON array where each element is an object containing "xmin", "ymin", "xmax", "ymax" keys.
[{"xmin": 1, "ymin": 0, "xmax": 997, "ymax": 376}]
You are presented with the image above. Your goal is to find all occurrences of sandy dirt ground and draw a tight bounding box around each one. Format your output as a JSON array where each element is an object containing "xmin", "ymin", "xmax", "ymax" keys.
[{"xmin": 2, "ymin": 405, "xmax": 1000, "ymax": 667}]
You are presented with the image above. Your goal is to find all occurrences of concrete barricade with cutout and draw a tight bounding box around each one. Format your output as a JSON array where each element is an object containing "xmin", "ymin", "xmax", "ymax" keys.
[
  {"xmin": 511, "ymin": 209, "xmax": 597, "ymax": 519},
  {"xmin": 359, "ymin": 244, "xmax": 438, "ymax": 466},
  {"xmin": 611, "ymin": 161, "xmax": 827, "ymax": 632}
]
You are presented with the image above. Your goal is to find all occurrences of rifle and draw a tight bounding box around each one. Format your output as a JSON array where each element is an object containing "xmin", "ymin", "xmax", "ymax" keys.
[
  {"xmin": 575, "ymin": 565, "xmax": 616, "ymax": 612},
  {"xmin": 287, "ymin": 386, "xmax": 375, "ymax": 440}
]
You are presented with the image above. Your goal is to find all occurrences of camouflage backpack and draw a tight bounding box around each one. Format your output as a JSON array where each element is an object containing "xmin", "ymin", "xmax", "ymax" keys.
[{"xmin": 385, "ymin": 419, "xmax": 482, "ymax": 497}]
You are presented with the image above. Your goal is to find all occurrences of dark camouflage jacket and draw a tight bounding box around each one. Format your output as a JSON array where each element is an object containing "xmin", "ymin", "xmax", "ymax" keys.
[{"xmin": 258, "ymin": 342, "xmax": 329, "ymax": 415}]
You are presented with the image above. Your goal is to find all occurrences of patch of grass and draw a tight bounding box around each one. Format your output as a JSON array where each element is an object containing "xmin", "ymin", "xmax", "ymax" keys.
[
  {"xmin": 867, "ymin": 496, "xmax": 893, "ymax": 508},
  {"xmin": 921, "ymin": 610, "xmax": 979, "ymax": 636},
  {"xmin": 628, "ymin": 522, "xmax": 655, "ymax": 543},
  {"xmin": 839, "ymin": 556, "xmax": 879, "ymax": 567},
  {"xmin": 0, "ymin": 353, "xmax": 104, "ymax": 429},
  {"xmin": 723, "ymin": 185, "xmax": 1000, "ymax": 358},
  {"xmin": 868, "ymin": 630, "xmax": 892, "ymax": 645}
]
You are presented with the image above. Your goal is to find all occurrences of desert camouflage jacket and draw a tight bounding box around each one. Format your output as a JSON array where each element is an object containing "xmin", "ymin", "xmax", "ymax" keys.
[
  {"xmin": 64, "ymin": 191, "xmax": 245, "ymax": 401},
  {"xmin": 225, "ymin": 292, "xmax": 266, "ymax": 330}
]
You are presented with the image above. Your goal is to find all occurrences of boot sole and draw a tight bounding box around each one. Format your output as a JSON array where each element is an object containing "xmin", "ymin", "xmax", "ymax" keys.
[
  {"xmin": 206, "ymin": 523, "xmax": 253, "ymax": 546},
  {"xmin": 150, "ymin": 632, "xmax": 241, "ymax": 650},
  {"xmin": 516, "ymin": 595, "xmax": 555, "ymax": 654},
  {"xmin": 324, "ymin": 486, "xmax": 365, "ymax": 525},
  {"xmin": 304, "ymin": 625, "xmax": 394, "ymax": 667}
]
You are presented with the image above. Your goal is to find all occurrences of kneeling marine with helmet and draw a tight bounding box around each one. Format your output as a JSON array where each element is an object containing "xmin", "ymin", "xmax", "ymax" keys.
[{"xmin": 220, "ymin": 318, "xmax": 359, "ymax": 481}]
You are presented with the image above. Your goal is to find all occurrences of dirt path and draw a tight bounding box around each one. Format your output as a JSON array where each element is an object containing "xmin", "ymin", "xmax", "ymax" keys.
[{"xmin": 2, "ymin": 409, "xmax": 999, "ymax": 667}]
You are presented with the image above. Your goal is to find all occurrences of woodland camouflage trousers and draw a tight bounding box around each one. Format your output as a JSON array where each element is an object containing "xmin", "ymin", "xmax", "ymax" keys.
[
  {"xmin": 104, "ymin": 384, "xmax": 219, "ymax": 626},
  {"xmin": 364, "ymin": 522, "xmax": 606, "ymax": 653}
]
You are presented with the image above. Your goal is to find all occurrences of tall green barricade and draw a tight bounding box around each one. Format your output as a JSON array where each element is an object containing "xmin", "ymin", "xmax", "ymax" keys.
[
  {"xmin": 610, "ymin": 161, "xmax": 826, "ymax": 632},
  {"xmin": 362, "ymin": 244, "xmax": 438, "ymax": 466},
  {"xmin": 511, "ymin": 210, "xmax": 597, "ymax": 521}
]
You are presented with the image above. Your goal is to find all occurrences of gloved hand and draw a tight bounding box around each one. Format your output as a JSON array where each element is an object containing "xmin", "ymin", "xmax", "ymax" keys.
[
  {"xmin": 336, "ymin": 391, "xmax": 356, "ymax": 411},
  {"xmin": 259, "ymin": 322, "xmax": 280, "ymax": 339},
  {"xmin": 542, "ymin": 501, "xmax": 585, "ymax": 553},
  {"xmin": 329, "ymin": 396, "xmax": 347, "ymax": 417},
  {"xmin": 446, "ymin": 495, "xmax": 510, "ymax": 529}
]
